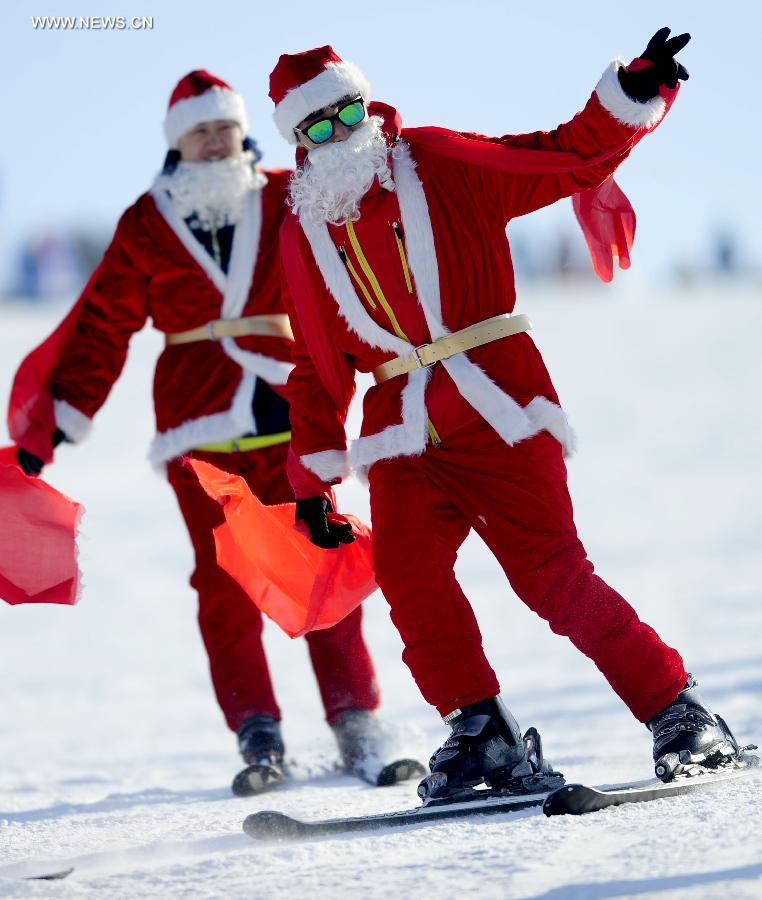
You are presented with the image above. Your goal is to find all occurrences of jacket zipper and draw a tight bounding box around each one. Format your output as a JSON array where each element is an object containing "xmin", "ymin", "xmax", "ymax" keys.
[
  {"xmin": 338, "ymin": 245, "xmax": 377, "ymax": 310},
  {"xmin": 344, "ymin": 221, "xmax": 441, "ymax": 448}
]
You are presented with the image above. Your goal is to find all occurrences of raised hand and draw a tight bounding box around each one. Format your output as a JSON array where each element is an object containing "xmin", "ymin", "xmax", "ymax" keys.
[{"xmin": 619, "ymin": 27, "xmax": 691, "ymax": 102}]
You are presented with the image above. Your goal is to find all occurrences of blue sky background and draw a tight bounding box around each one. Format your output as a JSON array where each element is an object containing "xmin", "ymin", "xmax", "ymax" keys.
[{"xmin": 1, "ymin": 0, "xmax": 758, "ymax": 283}]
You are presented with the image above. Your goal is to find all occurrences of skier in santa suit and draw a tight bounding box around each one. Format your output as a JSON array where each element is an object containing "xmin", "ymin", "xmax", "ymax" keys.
[
  {"xmin": 270, "ymin": 33, "xmax": 749, "ymax": 791},
  {"xmin": 10, "ymin": 70, "xmax": 386, "ymax": 783}
]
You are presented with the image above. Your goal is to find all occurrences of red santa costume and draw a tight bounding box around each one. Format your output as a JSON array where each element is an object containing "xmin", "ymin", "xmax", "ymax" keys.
[
  {"xmin": 8, "ymin": 70, "xmax": 379, "ymax": 734},
  {"xmin": 271, "ymin": 46, "xmax": 689, "ymax": 725}
]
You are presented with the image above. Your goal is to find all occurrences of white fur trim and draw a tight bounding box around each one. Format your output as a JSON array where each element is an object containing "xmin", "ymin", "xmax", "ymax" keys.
[
  {"xmin": 164, "ymin": 87, "xmax": 248, "ymax": 148},
  {"xmin": 148, "ymin": 371, "xmax": 256, "ymax": 466},
  {"xmin": 274, "ymin": 61, "xmax": 371, "ymax": 144},
  {"xmin": 220, "ymin": 182, "xmax": 261, "ymax": 318},
  {"xmin": 150, "ymin": 186, "xmax": 227, "ymax": 293},
  {"xmin": 298, "ymin": 142, "xmax": 577, "ymax": 477},
  {"xmin": 151, "ymin": 184, "xmax": 292, "ymax": 387},
  {"xmin": 349, "ymin": 370, "xmax": 429, "ymax": 476},
  {"xmin": 595, "ymin": 59, "xmax": 666, "ymax": 129},
  {"xmin": 220, "ymin": 338, "xmax": 294, "ymax": 385},
  {"xmin": 394, "ymin": 143, "xmax": 575, "ymax": 457},
  {"xmin": 300, "ymin": 448, "xmax": 352, "ymax": 483},
  {"xmin": 300, "ymin": 216, "xmax": 408, "ymax": 356},
  {"xmin": 53, "ymin": 399, "xmax": 92, "ymax": 443}
]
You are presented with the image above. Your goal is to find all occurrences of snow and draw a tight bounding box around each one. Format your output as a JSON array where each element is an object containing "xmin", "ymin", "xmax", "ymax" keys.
[{"xmin": 1, "ymin": 284, "xmax": 761, "ymax": 898}]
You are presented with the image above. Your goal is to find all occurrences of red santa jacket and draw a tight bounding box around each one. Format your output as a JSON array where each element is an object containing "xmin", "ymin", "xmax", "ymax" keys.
[
  {"xmin": 281, "ymin": 62, "xmax": 676, "ymax": 498},
  {"xmin": 9, "ymin": 168, "xmax": 294, "ymax": 465}
]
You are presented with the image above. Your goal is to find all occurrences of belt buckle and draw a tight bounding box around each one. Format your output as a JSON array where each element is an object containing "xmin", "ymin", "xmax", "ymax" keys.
[
  {"xmin": 207, "ymin": 320, "xmax": 218, "ymax": 340},
  {"xmin": 413, "ymin": 343, "xmax": 435, "ymax": 369}
]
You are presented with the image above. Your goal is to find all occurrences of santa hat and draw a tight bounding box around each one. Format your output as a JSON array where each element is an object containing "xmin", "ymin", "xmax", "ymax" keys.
[
  {"xmin": 164, "ymin": 70, "xmax": 248, "ymax": 148},
  {"xmin": 269, "ymin": 46, "xmax": 371, "ymax": 144}
]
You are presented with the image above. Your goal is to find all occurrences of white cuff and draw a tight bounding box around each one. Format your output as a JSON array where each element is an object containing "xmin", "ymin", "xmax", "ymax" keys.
[
  {"xmin": 595, "ymin": 59, "xmax": 666, "ymax": 129},
  {"xmin": 300, "ymin": 448, "xmax": 351, "ymax": 484},
  {"xmin": 53, "ymin": 399, "xmax": 93, "ymax": 443}
]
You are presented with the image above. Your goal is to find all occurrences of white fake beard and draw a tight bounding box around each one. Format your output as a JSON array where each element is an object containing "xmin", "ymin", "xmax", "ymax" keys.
[
  {"xmin": 155, "ymin": 150, "xmax": 265, "ymax": 230},
  {"xmin": 288, "ymin": 116, "xmax": 394, "ymax": 226}
]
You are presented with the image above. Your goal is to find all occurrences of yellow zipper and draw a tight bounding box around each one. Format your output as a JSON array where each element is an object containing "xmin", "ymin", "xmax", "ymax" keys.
[
  {"xmin": 344, "ymin": 222, "xmax": 441, "ymax": 447},
  {"xmin": 345, "ymin": 221, "xmax": 408, "ymax": 340},
  {"xmin": 392, "ymin": 222, "xmax": 414, "ymax": 294},
  {"xmin": 338, "ymin": 245, "xmax": 377, "ymax": 310},
  {"xmin": 210, "ymin": 226, "xmax": 222, "ymax": 268}
]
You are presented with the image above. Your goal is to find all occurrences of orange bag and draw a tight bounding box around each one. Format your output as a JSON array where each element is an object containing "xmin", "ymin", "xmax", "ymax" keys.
[
  {"xmin": 0, "ymin": 446, "xmax": 82, "ymax": 605},
  {"xmin": 190, "ymin": 458, "xmax": 377, "ymax": 638}
]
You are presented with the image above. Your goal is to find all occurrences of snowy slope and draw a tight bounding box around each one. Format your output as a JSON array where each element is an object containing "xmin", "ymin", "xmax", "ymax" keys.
[{"xmin": 1, "ymin": 285, "xmax": 761, "ymax": 898}]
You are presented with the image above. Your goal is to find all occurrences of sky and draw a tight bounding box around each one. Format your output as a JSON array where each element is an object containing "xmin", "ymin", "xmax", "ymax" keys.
[{"xmin": 1, "ymin": 0, "xmax": 760, "ymax": 284}]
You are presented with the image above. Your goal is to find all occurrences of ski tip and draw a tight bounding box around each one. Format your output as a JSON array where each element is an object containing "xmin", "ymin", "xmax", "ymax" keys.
[
  {"xmin": 25, "ymin": 867, "xmax": 74, "ymax": 881},
  {"xmin": 542, "ymin": 783, "xmax": 596, "ymax": 817},
  {"xmin": 231, "ymin": 763, "xmax": 287, "ymax": 797},
  {"xmin": 376, "ymin": 758, "xmax": 427, "ymax": 787},
  {"xmin": 243, "ymin": 810, "xmax": 306, "ymax": 841}
]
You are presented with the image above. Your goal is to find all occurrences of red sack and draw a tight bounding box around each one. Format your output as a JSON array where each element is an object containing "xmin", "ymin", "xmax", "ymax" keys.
[
  {"xmin": 189, "ymin": 458, "xmax": 377, "ymax": 638},
  {"xmin": 0, "ymin": 447, "xmax": 83, "ymax": 605}
]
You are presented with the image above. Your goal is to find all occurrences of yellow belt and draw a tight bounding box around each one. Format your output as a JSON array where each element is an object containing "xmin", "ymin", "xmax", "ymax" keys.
[
  {"xmin": 194, "ymin": 431, "xmax": 291, "ymax": 453},
  {"xmin": 165, "ymin": 314, "xmax": 294, "ymax": 346},
  {"xmin": 373, "ymin": 313, "xmax": 531, "ymax": 383}
]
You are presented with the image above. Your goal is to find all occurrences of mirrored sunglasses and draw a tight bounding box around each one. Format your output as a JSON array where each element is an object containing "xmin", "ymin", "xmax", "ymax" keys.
[{"xmin": 296, "ymin": 97, "xmax": 367, "ymax": 145}]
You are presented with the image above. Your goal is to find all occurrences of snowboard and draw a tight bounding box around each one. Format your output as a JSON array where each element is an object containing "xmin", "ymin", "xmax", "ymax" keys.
[{"xmin": 543, "ymin": 755, "xmax": 760, "ymax": 816}]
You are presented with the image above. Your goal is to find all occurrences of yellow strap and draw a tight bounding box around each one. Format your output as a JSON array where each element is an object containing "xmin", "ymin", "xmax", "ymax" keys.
[
  {"xmin": 165, "ymin": 314, "xmax": 294, "ymax": 346},
  {"xmin": 194, "ymin": 431, "xmax": 291, "ymax": 453},
  {"xmin": 373, "ymin": 313, "xmax": 532, "ymax": 383}
]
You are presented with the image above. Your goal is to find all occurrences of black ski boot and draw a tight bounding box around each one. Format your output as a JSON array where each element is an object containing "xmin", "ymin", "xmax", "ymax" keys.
[
  {"xmin": 648, "ymin": 677, "xmax": 749, "ymax": 782},
  {"xmin": 331, "ymin": 709, "xmax": 426, "ymax": 787},
  {"xmin": 231, "ymin": 715, "xmax": 288, "ymax": 797},
  {"xmin": 418, "ymin": 697, "xmax": 564, "ymax": 803}
]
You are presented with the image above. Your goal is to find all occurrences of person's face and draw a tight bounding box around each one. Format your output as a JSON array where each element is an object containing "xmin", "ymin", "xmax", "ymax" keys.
[
  {"xmin": 294, "ymin": 96, "xmax": 368, "ymax": 151},
  {"xmin": 178, "ymin": 120, "xmax": 243, "ymax": 162}
]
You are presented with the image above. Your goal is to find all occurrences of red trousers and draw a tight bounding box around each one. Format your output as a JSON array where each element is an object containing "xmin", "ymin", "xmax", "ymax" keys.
[
  {"xmin": 369, "ymin": 425, "xmax": 688, "ymax": 723},
  {"xmin": 167, "ymin": 442, "xmax": 379, "ymax": 732}
]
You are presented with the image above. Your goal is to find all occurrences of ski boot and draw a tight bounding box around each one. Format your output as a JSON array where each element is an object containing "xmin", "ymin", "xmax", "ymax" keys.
[
  {"xmin": 648, "ymin": 677, "xmax": 755, "ymax": 782},
  {"xmin": 231, "ymin": 714, "xmax": 288, "ymax": 797},
  {"xmin": 418, "ymin": 696, "xmax": 565, "ymax": 805},
  {"xmin": 330, "ymin": 709, "xmax": 426, "ymax": 787}
]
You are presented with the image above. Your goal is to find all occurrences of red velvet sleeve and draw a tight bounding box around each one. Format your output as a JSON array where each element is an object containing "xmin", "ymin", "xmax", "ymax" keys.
[
  {"xmin": 475, "ymin": 91, "xmax": 642, "ymax": 222},
  {"xmin": 51, "ymin": 203, "xmax": 151, "ymax": 422},
  {"xmin": 281, "ymin": 263, "xmax": 356, "ymax": 500}
]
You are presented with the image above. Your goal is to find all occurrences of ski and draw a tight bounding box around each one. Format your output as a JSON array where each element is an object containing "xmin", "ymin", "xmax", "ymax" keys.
[
  {"xmin": 368, "ymin": 757, "xmax": 427, "ymax": 787},
  {"xmin": 243, "ymin": 787, "xmax": 548, "ymax": 841},
  {"xmin": 231, "ymin": 762, "xmax": 288, "ymax": 797},
  {"xmin": 25, "ymin": 868, "xmax": 75, "ymax": 881},
  {"xmin": 543, "ymin": 754, "xmax": 760, "ymax": 817},
  {"xmin": 232, "ymin": 757, "xmax": 427, "ymax": 797}
]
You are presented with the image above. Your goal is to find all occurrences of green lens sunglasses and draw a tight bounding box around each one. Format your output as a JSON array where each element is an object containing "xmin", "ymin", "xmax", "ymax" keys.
[{"xmin": 295, "ymin": 97, "xmax": 367, "ymax": 145}]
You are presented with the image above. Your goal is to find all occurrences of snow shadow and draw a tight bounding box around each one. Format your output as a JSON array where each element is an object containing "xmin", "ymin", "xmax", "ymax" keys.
[
  {"xmin": 523, "ymin": 861, "xmax": 762, "ymax": 899},
  {"xmin": 0, "ymin": 785, "xmax": 229, "ymax": 823}
]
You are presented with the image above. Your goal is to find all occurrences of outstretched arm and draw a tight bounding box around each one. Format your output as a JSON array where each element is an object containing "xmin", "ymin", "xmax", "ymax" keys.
[{"xmin": 475, "ymin": 28, "xmax": 691, "ymax": 220}]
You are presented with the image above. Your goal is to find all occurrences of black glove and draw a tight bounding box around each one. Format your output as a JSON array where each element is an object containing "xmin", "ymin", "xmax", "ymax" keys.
[
  {"xmin": 618, "ymin": 27, "xmax": 691, "ymax": 102},
  {"xmin": 16, "ymin": 428, "xmax": 69, "ymax": 477},
  {"xmin": 296, "ymin": 497, "xmax": 355, "ymax": 549}
]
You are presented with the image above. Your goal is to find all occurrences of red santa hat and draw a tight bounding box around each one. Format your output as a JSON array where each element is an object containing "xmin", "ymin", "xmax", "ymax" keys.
[
  {"xmin": 269, "ymin": 46, "xmax": 371, "ymax": 144},
  {"xmin": 164, "ymin": 70, "xmax": 248, "ymax": 149}
]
